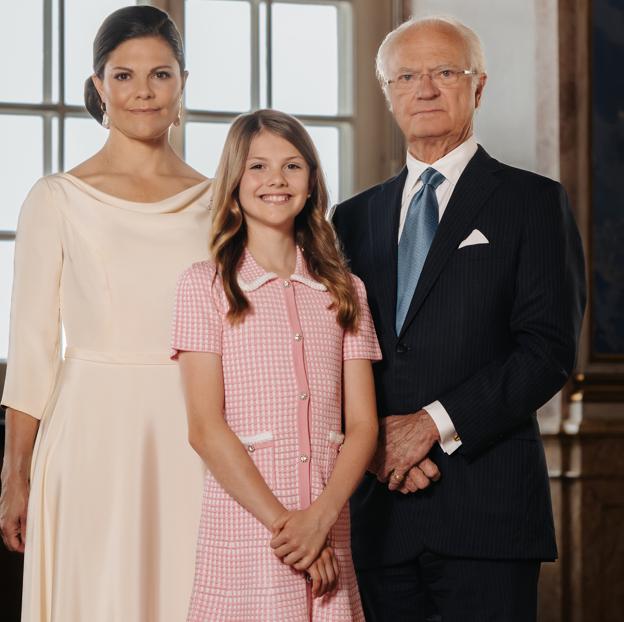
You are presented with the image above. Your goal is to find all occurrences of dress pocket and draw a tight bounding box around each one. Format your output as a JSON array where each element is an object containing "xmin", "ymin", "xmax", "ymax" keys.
[
  {"xmin": 325, "ymin": 431, "xmax": 345, "ymax": 483},
  {"xmin": 239, "ymin": 431, "xmax": 276, "ymax": 490}
]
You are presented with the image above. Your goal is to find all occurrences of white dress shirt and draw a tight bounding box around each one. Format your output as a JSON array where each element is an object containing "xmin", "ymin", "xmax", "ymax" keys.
[{"xmin": 399, "ymin": 136, "xmax": 478, "ymax": 455}]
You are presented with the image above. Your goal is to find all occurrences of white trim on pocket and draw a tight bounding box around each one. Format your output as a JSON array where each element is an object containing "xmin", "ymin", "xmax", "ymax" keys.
[
  {"xmin": 238, "ymin": 431, "xmax": 274, "ymax": 445},
  {"xmin": 328, "ymin": 431, "xmax": 345, "ymax": 445}
]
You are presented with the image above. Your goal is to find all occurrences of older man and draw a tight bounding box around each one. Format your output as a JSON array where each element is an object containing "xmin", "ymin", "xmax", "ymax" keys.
[{"xmin": 331, "ymin": 16, "xmax": 586, "ymax": 622}]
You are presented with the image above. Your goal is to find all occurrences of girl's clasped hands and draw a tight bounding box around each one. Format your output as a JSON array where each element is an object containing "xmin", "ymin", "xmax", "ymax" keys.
[{"xmin": 270, "ymin": 504, "xmax": 340, "ymax": 598}]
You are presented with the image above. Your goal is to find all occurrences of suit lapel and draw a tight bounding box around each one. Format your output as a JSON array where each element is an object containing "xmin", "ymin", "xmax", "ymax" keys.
[
  {"xmin": 398, "ymin": 147, "xmax": 503, "ymax": 338},
  {"xmin": 369, "ymin": 167, "xmax": 407, "ymax": 336}
]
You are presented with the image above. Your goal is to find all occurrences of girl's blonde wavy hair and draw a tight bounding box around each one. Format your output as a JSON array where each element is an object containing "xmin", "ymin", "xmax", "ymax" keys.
[{"xmin": 210, "ymin": 109, "xmax": 360, "ymax": 330}]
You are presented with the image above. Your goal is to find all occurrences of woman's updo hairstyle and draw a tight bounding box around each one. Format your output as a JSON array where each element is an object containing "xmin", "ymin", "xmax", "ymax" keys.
[{"xmin": 84, "ymin": 5, "xmax": 185, "ymax": 124}]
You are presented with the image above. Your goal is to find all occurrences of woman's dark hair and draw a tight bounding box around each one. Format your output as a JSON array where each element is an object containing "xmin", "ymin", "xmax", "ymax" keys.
[{"xmin": 84, "ymin": 5, "xmax": 185, "ymax": 124}]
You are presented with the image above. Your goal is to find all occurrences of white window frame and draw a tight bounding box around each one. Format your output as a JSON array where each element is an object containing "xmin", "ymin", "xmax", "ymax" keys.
[{"xmin": 174, "ymin": 0, "xmax": 355, "ymax": 201}]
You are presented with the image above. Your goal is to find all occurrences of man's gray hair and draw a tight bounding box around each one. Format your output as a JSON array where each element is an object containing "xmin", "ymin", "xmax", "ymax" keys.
[{"xmin": 375, "ymin": 16, "xmax": 487, "ymax": 90}]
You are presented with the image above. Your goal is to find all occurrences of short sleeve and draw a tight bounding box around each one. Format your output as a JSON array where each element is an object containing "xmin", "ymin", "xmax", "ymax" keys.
[
  {"xmin": 343, "ymin": 276, "xmax": 382, "ymax": 361},
  {"xmin": 171, "ymin": 261, "xmax": 223, "ymax": 359},
  {"xmin": 1, "ymin": 178, "xmax": 63, "ymax": 420}
]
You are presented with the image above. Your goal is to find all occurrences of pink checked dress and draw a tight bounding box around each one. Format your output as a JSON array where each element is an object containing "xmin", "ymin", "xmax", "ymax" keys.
[{"xmin": 171, "ymin": 247, "xmax": 381, "ymax": 622}]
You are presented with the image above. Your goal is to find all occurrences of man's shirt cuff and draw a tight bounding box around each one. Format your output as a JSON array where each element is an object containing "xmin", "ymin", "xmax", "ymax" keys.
[{"xmin": 423, "ymin": 401, "xmax": 462, "ymax": 454}]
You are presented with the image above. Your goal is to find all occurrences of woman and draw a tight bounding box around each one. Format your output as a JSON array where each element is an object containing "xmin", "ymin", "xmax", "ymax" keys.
[
  {"xmin": 172, "ymin": 110, "xmax": 380, "ymax": 620},
  {"xmin": 0, "ymin": 6, "xmax": 211, "ymax": 621}
]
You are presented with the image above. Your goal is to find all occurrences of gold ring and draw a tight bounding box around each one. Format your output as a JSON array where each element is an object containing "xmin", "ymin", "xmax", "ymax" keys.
[{"xmin": 393, "ymin": 472, "xmax": 404, "ymax": 481}]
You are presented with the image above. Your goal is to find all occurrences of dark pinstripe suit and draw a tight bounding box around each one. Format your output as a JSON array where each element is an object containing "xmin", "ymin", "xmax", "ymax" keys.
[{"xmin": 332, "ymin": 146, "xmax": 586, "ymax": 618}]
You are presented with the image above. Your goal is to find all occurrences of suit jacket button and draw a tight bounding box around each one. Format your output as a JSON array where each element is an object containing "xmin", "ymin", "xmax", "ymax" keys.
[{"xmin": 396, "ymin": 343, "xmax": 407, "ymax": 354}]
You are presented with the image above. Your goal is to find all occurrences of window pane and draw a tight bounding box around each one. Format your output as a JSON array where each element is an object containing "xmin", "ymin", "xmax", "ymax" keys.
[
  {"xmin": 0, "ymin": 241, "xmax": 15, "ymax": 360},
  {"xmin": 306, "ymin": 125, "xmax": 339, "ymax": 206},
  {"xmin": 0, "ymin": 0, "xmax": 43, "ymax": 102},
  {"xmin": 64, "ymin": 117, "xmax": 108, "ymax": 171},
  {"xmin": 185, "ymin": 0, "xmax": 251, "ymax": 112},
  {"xmin": 0, "ymin": 116, "xmax": 44, "ymax": 231},
  {"xmin": 64, "ymin": 0, "xmax": 131, "ymax": 105},
  {"xmin": 185, "ymin": 122, "xmax": 230, "ymax": 179},
  {"xmin": 272, "ymin": 3, "xmax": 338, "ymax": 115}
]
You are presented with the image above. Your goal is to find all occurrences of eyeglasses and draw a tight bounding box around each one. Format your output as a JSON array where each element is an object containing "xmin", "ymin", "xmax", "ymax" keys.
[{"xmin": 386, "ymin": 68, "xmax": 480, "ymax": 91}]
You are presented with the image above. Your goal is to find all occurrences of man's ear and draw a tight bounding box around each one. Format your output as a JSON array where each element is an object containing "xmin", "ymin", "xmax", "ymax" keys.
[{"xmin": 474, "ymin": 73, "xmax": 487, "ymax": 109}]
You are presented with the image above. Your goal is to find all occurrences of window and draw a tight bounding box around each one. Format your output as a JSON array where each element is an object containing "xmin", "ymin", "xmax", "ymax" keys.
[
  {"xmin": 182, "ymin": 0, "xmax": 353, "ymax": 205},
  {"xmin": 1, "ymin": 0, "xmax": 391, "ymax": 373}
]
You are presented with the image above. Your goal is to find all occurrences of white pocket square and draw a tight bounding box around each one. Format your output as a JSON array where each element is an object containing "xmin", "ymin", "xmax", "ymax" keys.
[{"xmin": 458, "ymin": 229, "xmax": 489, "ymax": 249}]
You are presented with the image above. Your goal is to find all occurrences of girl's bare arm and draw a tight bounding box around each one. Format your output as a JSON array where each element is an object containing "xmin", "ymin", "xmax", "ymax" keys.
[{"xmin": 178, "ymin": 351, "xmax": 288, "ymax": 531}]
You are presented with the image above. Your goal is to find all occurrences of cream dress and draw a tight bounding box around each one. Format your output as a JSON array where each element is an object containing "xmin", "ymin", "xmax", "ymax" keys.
[{"xmin": 1, "ymin": 173, "xmax": 212, "ymax": 622}]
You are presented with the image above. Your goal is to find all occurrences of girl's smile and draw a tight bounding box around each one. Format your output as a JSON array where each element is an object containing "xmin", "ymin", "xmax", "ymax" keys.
[{"xmin": 260, "ymin": 193, "xmax": 294, "ymax": 203}]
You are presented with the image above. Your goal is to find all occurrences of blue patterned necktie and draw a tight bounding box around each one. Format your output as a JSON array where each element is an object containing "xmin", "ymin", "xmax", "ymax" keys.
[{"xmin": 395, "ymin": 167, "xmax": 445, "ymax": 334}]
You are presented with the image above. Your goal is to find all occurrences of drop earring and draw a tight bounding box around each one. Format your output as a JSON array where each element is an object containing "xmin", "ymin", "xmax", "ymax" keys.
[
  {"xmin": 101, "ymin": 102, "xmax": 110, "ymax": 129},
  {"xmin": 174, "ymin": 100, "xmax": 183, "ymax": 127}
]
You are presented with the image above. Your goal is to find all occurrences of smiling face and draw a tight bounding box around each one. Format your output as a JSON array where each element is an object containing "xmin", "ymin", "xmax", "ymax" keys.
[
  {"xmin": 92, "ymin": 35, "xmax": 185, "ymax": 140},
  {"xmin": 238, "ymin": 130, "xmax": 311, "ymax": 235},
  {"xmin": 386, "ymin": 23, "xmax": 486, "ymax": 158}
]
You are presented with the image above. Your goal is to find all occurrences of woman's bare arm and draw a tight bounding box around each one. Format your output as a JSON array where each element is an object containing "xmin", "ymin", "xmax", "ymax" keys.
[{"xmin": 0, "ymin": 408, "xmax": 40, "ymax": 552}]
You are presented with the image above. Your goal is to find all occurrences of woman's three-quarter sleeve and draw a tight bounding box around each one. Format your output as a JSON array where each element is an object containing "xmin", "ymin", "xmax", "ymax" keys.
[
  {"xmin": 1, "ymin": 179, "xmax": 63, "ymax": 420},
  {"xmin": 343, "ymin": 275, "xmax": 382, "ymax": 361},
  {"xmin": 170, "ymin": 261, "xmax": 223, "ymax": 358}
]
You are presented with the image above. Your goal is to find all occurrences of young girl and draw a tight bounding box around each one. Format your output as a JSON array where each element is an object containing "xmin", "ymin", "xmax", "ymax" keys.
[{"xmin": 171, "ymin": 109, "xmax": 381, "ymax": 621}]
